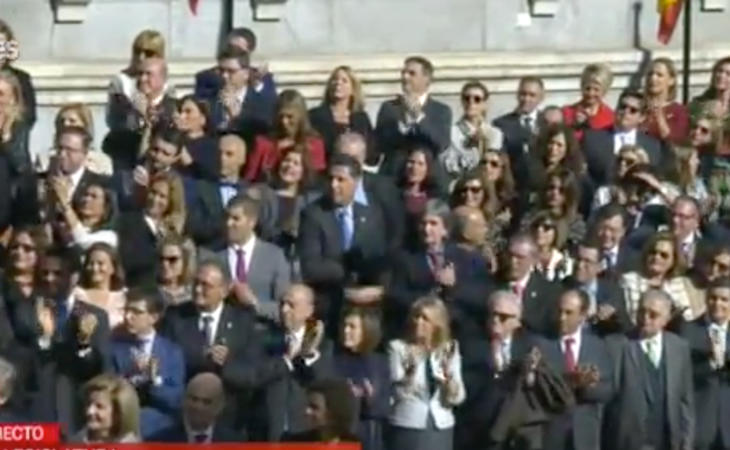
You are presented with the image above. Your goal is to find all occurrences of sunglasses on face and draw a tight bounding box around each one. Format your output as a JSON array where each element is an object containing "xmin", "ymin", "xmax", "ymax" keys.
[
  {"xmin": 693, "ymin": 125, "xmax": 711, "ymax": 134},
  {"xmin": 618, "ymin": 103, "xmax": 641, "ymax": 114},
  {"xmin": 160, "ymin": 255, "xmax": 181, "ymax": 264},
  {"xmin": 462, "ymin": 94, "xmax": 485, "ymax": 104},
  {"xmin": 461, "ymin": 185, "xmax": 483, "ymax": 195},
  {"xmin": 537, "ymin": 223, "xmax": 555, "ymax": 231},
  {"xmin": 134, "ymin": 48, "xmax": 157, "ymax": 58},
  {"xmin": 547, "ymin": 184, "xmax": 563, "ymax": 192},
  {"xmin": 650, "ymin": 249, "xmax": 672, "ymax": 260},
  {"xmin": 492, "ymin": 311, "xmax": 517, "ymax": 322},
  {"xmin": 480, "ymin": 158, "xmax": 502, "ymax": 169}
]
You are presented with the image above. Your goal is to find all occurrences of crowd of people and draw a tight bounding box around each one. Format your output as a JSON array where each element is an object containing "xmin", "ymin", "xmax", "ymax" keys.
[{"xmin": 3, "ymin": 17, "xmax": 730, "ymax": 450}]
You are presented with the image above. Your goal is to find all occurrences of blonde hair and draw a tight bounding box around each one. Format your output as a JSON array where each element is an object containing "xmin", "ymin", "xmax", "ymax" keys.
[
  {"xmin": 150, "ymin": 171, "xmax": 187, "ymax": 235},
  {"xmin": 675, "ymin": 145, "xmax": 698, "ymax": 189},
  {"xmin": 322, "ymin": 66, "xmax": 365, "ymax": 112},
  {"xmin": 617, "ymin": 144, "xmax": 650, "ymax": 165},
  {"xmin": 132, "ymin": 30, "xmax": 165, "ymax": 58},
  {"xmin": 580, "ymin": 63, "xmax": 613, "ymax": 93},
  {"xmin": 645, "ymin": 57, "xmax": 679, "ymax": 101},
  {"xmin": 83, "ymin": 374, "xmax": 140, "ymax": 440},
  {"xmin": 55, "ymin": 103, "xmax": 95, "ymax": 139},
  {"xmin": 0, "ymin": 70, "xmax": 24, "ymax": 136},
  {"xmin": 407, "ymin": 296, "xmax": 452, "ymax": 350}
]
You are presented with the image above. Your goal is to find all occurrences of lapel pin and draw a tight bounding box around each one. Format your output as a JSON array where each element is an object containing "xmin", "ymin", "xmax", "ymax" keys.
[{"xmin": 226, "ymin": 322, "xmax": 232, "ymax": 329}]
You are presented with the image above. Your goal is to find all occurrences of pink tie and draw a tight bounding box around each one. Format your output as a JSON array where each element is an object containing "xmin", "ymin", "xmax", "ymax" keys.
[
  {"xmin": 512, "ymin": 283, "xmax": 524, "ymax": 300},
  {"xmin": 235, "ymin": 249, "xmax": 247, "ymax": 282},
  {"xmin": 564, "ymin": 338, "xmax": 576, "ymax": 372}
]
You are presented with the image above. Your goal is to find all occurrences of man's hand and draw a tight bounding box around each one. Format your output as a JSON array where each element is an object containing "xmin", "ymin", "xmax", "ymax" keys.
[
  {"xmin": 77, "ymin": 313, "xmax": 98, "ymax": 346},
  {"xmin": 133, "ymin": 165, "xmax": 150, "ymax": 187},
  {"xmin": 49, "ymin": 176, "xmax": 71, "ymax": 205},
  {"xmin": 301, "ymin": 320, "xmax": 324, "ymax": 356},
  {"xmin": 208, "ymin": 344, "xmax": 229, "ymax": 366},
  {"xmin": 231, "ymin": 282, "xmax": 258, "ymax": 309},
  {"xmin": 132, "ymin": 91, "xmax": 149, "ymax": 117},
  {"xmin": 571, "ymin": 364, "xmax": 600, "ymax": 389},
  {"xmin": 344, "ymin": 286, "xmax": 384, "ymax": 305},
  {"xmin": 436, "ymin": 263, "xmax": 456, "ymax": 288},
  {"xmin": 36, "ymin": 301, "xmax": 55, "ymax": 339},
  {"xmin": 596, "ymin": 304, "xmax": 616, "ymax": 322}
]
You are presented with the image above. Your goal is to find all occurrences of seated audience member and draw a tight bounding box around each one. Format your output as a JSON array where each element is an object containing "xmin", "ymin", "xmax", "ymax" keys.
[
  {"xmin": 582, "ymin": 89, "xmax": 664, "ymax": 186},
  {"xmin": 689, "ymin": 56, "xmax": 730, "ymax": 138},
  {"xmin": 681, "ymin": 277, "xmax": 730, "ymax": 450},
  {"xmin": 161, "ymin": 260, "xmax": 261, "ymax": 428},
  {"xmin": 207, "ymin": 195, "xmax": 290, "ymax": 325},
  {"xmin": 174, "ymin": 95, "xmax": 218, "ymax": 180},
  {"xmin": 613, "ymin": 290, "xmax": 694, "ymax": 450},
  {"xmin": 642, "ymin": 57, "xmax": 689, "ymax": 145},
  {"xmin": 117, "ymin": 171, "xmax": 186, "ymax": 287},
  {"xmin": 450, "ymin": 170, "xmax": 508, "ymax": 246},
  {"xmin": 451, "ymin": 205, "xmax": 497, "ymax": 273},
  {"xmin": 674, "ymin": 146, "xmax": 711, "ymax": 214},
  {"xmin": 477, "ymin": 149, "xmax": 518, "ymax": 228},
  {"xmin": 2, "ymin": 227, "xmax": 46, "ymax": 326},
  {"xmin": 670, "ymin": 196, "xmax": 713, "ymax": 269},
  {"xmin": 156, "ymin": 234, "xmax": 195, "ymax": 306},
  {"xmin": 495, "ymin": 233, "xmax": 561, "ymax": 334},
  {"xmin": 618, "ymin": 163, "xmax": 680, "ymax": 228},
  {"xmin": 0, "ymin": 357, "xmax": 21, "ymax": 422},
  {"xmin": 17, "ymin": 250, "xmax": 110, "ymax": 432},
  {"xmin": 529, "ymin": 211, "xmax": 574, "ymax": 282},
  {"xmin": 111, "ymin": 288, "xmax": 184, "ymax": 439},
  {"xmin": 562, "ymin": 63, "xmax": 615, "ymax": 140},
  {"xmin": 375, "ymin": 56, "xmax": 452, "ymax": 174},
  {"xmin": 592, "ymin": 203, "xmax": 641, "ymax": 275},
  {"xmin": 334, "ymin": 307, "xmax": 389, "ymax": 450},
  {"xmin": 309, "ymin": 66, "xmax": 374, "ymax": 160},
  {"xmin": 387, "ymin": 199, "xmax": 491, "ymax": 341},
  {"xmin": 52, "ymin": 182, "xmax": 118, "ymax": 250},
  {"xmin": 298, "ymin": 154, "xmax": 389, "ymax": 326},
  {"xmin": 388, "ymin": 297, "xmax": 465, "ymax": 450},
  {"xmin": 149, "ymin": 372, "xmax": 242, "ymax": 443},
  {"xmin": 440, "ymin": 80, "xmax": 503, "ymax": 182},
  {"xmin": 76, "ymin": 243, "xmax": 127, "ymax": 329},
  {"xmin": 621, "ymin": 231, "xmax": 695, "ymax": 324},
  {"xmin": 563, "ymin": 239, "xmax": 631, "ymax": 335},
  {"xmin": 283, "ymin": 378, "xmax": 359, "ymax": 443},
  {"xmin": 54, "ymin": 103, "xmax": 113, "ymax": 176},
  {"xmin": 685, "ymin": 244, "xmax": 730, "ymax": 315},
  {"xmin": 189, "ymin": 133, "xmax": 254, "ymax": 250},
  {"xmin": 590, "ymin": 144, "xmax": 650, "ymax": 214},
  {"xmin": 541, "ymin": 105, "xmax": 564, "ymax": 127},
  {"xmin": 245, "ymin": 89, "xmax": 326, "ymax": 182},
  {"xmin": 493, "ymin": 76, "xmax": 545, "ymax": 184},
  {"xmin": 71, "ymin": 374, "xmax": 141, "ymax": 443},
  {"xmin": 540, "ymin": 289, "xmax": 613, "ymax": 450},
  {"xmin": 0, "ymin": 20, "xmax": 35, "ymax": 129},
  {"xmin": 0, "ymin": 70, "xmax": 31, "ymax": 177},
  {"xmin": 526, "ymin": 123, "xmax": 586, "ymax": 196},
  {"xmin": 207, "ymin": 44, "xmax": 273, "ymax": 136}
]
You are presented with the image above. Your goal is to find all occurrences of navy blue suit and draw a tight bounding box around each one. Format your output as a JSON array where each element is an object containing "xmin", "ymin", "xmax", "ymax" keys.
[{"xmin": 110, "ymin": 333, "xmax": 185, "ymax": 439}]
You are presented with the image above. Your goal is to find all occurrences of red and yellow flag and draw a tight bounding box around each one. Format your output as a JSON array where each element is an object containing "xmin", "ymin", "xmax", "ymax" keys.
[{"xmin": 657, "ymin": 0, "xmax": 684, "ymax": 44}]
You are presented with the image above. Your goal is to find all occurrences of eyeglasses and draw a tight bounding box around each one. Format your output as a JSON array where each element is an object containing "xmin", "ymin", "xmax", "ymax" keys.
[
  {"xmin": 10, "ymin": 243, "xmax": 36, "ymax": 252},
  {"xmin": 617, "ymin": 156, "xmax": 637, "ymax": 166},
  {"xmin": 537, "ymin": 223, "xmax": 555, "ymax": 231},
  {"xmin": 618, "ymin": 103, "xmax": 641, "ymax": 114},
  {"xmin": 461, "ymin": 185, "xmax": 483, "ymax": 195},
  {"xmin": 160, "ymin": 255, "xmax": 181, "ymax": 264},
  {"xmin": 650, "ymin": 249, "xmax": 672, "ymax": 259},
  {"xmin": 492, "ymin": 311, "xmax": 517, "ymax": 322},
  {"xmin": 462, "ymin": 95, "xmax": 485, "ymax": 104}
]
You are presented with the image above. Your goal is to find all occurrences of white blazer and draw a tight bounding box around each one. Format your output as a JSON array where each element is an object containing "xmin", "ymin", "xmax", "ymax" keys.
[{"xmin": 388, "ymin": 339, "xmax": 466, "ymax": 430}]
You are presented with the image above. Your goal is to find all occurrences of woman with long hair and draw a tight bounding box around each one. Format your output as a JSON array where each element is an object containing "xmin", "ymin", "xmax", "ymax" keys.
[
  {"xmin": 641, "ymin": 57, "xmax": 690, "ymax": 144},
  {"xmin": 478, "ymin": 150, "xmax": 517, "ymax": 226},
  {"xmin": 173, "ymin": 95, "xmax": 218, "ymax": 180},
  {"xmin": 54, "ymin": 182, "xmax": 118, "ymax": 250},
  {"xmin": 0, "ymin": 70, "xmax": 30, "ymax": 176},
  {"xmin": 71, "ymin": 374, "xmax": 141, "ymax": 443},
  {"xmin": 527, "ymin": 123, "xmax": 586, "ymax": 196},
  {"xmin": 528, "ymin": 211, "xmax": 574, "ymax": 282},
  {"xmin": 76, "ymin": 243, "xmax": 127, "ymax": 329},
  {"xmin": 245, "ymin": 89, "xmax": 326, "ymax": 182},
  {"xmin": 562, "ymin": 63, "xmax": 615, "ymax": 140},
  {"xmin": 156, "ymin": 234, "xmax": 195, "ymax": 306},
  {"xmin": 309, "ymin": 66, "xmax": 373, "ymax": 160},
  {"xmin": 674, "ymin": 146, "xmax": 711, "ymax": 214},
  {"xmin": 692, "ymin": 56, "xmax": 730, "ymax": 116}
]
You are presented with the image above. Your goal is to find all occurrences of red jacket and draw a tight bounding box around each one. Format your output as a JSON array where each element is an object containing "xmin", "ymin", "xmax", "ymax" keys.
[
  {"xmin": 244, "ymin": 135, "xmax": 326, "ymax": 182},
  {"xmin": 562, "ymin": 102, "xmax": 615, "ymax": 141}
]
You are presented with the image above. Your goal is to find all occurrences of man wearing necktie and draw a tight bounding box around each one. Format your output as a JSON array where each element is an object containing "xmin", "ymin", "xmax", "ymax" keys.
[
  {"xmin": 671, "ymin": 196, "xmax": 703, "ymax": 268},
  {"xmin": 594, "ymin": 204, "xmax": 639, "ymax": 276},
  {"xmin": 614, "ymin": 290, "xmax": 694, "ymax": 450},
  {"xmin": 681, "ymin": 278, "xmax": 730, "ymax": 450},
  {"xmin": 110, "ymin": 289, "xmax": 184, "ymax": 439}
]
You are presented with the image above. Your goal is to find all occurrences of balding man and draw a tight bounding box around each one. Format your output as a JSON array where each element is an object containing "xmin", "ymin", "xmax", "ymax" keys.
[
  {"xmin": 614, "ymin": 290, "xmax": 694, "ymax": 450},
  {"xmin": 150, "ymin": 373, "xmax": 241, "ymax": 442},
  {"xmin": 452, "ymin": 206, "xmax": 496, "ymax": 271},
  {"xmin": 457, "ymin": 290, "xmax": 538, "ymax": 449},
  {"xmin": 670, "ymin": 195, "xmax": 717, "ymax": 267}
]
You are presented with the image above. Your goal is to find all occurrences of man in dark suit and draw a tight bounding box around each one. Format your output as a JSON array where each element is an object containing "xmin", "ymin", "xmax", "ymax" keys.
[
  {"xmin": 614, "ymin": 289, "xmax": 694, "ymax": 450},
  {"xmin": 387, "ymin": 198, "xmax": 492, "ymax": 340},
  {"xmin": 541, "ymin": 289, "xmax": 613, "ymax": 450},
  {"xmin": 160, "ymin": 260, "xmax": 262, "ymax": 429},
  {"xmin": 582, "ymin": 89, "xmax": 664, "ymax": 186},
  {"xmin": 111, "ymin": 288, "xmax": 185, "ymax": 439},
  {"xmin": 563, "ymin": 239, "xmax": 631, "ymax": 334},
  {"xmin": 457, "ymin": 290, "xmax": 538, "ymax": 449},
  {"xmin": 681, "ymin": 278, "xmax": 730, "ymax": 450},
  {"xmin": 149, "ymin": 372, "xmax": 242, "ymax": 443},
  {"xmin": 495, "ymin": 233, "xmax": 561, "ymax": 335},
  {"xmin": 374, "ymin": 56, "xmax": 452, "ymax": 174},
  {"xmin": 298, "ymin": 153, "xmax": 390, "ymax": 329},
  {"xmin": 670, "ymin": 195, "xmax": 717, "ymax": 268},
  {"xmin": 592, "ymin": 204, "xmax": 641, "ymax": 275}
]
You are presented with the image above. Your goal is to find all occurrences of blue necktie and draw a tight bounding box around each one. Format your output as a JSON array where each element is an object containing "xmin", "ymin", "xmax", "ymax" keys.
[
  {"xmin": 55, "ymin": 299, "xmax": 69, "ymax": 334},
  {"xmin": 337, "ymin": 208, "xmax": 354, "ymax": 251}
]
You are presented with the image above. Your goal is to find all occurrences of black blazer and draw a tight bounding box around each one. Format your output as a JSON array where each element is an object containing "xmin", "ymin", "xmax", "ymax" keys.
[
  {"xmin": 308, "ymin": 105, "xmax": 374, "ymax": 160},
  {"xmin": 116, "ymin": 211, "xmax": 160, "ymax": 288},
  {"xmin": 187, "ymin": 178, "xmax": 252, "ymax": 250},
  {"xmin": 582, "ymin": 128, "xmax": 663, "ymax": 186},
  {"xmin": 148, "ymin": 421, "xmax": 244, "ymax": 443},
  {"xmin": 497, "ymin": 272, "xmax": 561, "ymax": 335},
  {"xmin": 562, "ymin": 275, "xmax": 632, "ymax": 335},
  {"xmin": 374, "ymin": 96, "xmax": 452, "ymax": 174},
  {"xmin": 493, "ymin": 111, "xmax": 533, "ymax": 185},
  {"xmin": 362, "ymin": 172, "xmax": 405, "ymax": 253}
]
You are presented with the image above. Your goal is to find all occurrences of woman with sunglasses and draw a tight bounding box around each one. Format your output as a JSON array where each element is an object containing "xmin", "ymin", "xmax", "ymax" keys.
[
  {"xmin": 641, "ymin": 58, "xmax": 689, "ymax": 145},
  {"xmin": 440, "ymin": 81, "xmax": 503, "ymax": 182},
  {"xmin": 590, "ymin": 145, "xmax": 650, "ymax": 215},
  {"xmin": 528, "ymin": 211, "xmax": 574, "ymax": 282},
  {"xmin": 620, "ymin": 231, "xmax": 695, "ymax": 324},
  {"xmin": 562, "ymin": 63, "xmax": 614, "ymax": 140},
  {"xmin": 478, "ymin": 150, "xmax": 517, "ymax": 227},
  {"xmin": 156, "ymin": 234, "xmax": 195, "ymax": 307}
]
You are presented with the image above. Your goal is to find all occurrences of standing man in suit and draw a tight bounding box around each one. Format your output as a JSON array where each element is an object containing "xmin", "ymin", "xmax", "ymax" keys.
[
  {"xmin": 374, "ymin": 56, "xmax": 452, "ymax": 174},
  {"xmin": 681, "ymin": 278, "xmax": 730, "ymax": 450},
  {"xmin": 111, "ymin": 288, "xmax": 185, "ymax": 439},
  {"xmin": 213, "ymin": 195, "xmax": 290, "ymax": 326},
  {"xmin": 614, "ymin": 289, "xmax": 694, "ymax": 450},
  {"xmin": 563, "ymin": 238, "xmax": 631, "ymax": 334},
  {"xmin": 582, "ymin": 89, "xmax": 664, "ymax": 186},
  {"xmin": 496, "ymin": 233, "xmax": 561, "ymax": 334},
  {"xmin": 593, "ymin": 204, "xmax": 641, "ymax": 275},
  {"xmin": 541, "ymin": 289, "xmax": 613, "ymax": 450},
  {"xmin": 149, "ymin": 372, "xmax": 242, "ymax": 443},
  {"xmin": 298, "ymin": 154, "xmax": 389, "ymax": 329}
]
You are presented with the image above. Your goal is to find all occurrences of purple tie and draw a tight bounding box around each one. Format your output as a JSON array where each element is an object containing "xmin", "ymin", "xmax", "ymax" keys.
[{"xmin": 236, "ymin": 248, "xmax": 247, "ymax": 282}]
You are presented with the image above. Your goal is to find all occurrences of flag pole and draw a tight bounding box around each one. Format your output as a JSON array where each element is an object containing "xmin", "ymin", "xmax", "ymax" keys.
[{"xmin": 682, "ymin": 0, "xmax": 692, "ymax": 104}]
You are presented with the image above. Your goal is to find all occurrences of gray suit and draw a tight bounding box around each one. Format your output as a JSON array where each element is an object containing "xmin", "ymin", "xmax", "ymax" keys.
[{"xmin": 614, "ymin": 332, "xmax": 694, "ymax": 450}]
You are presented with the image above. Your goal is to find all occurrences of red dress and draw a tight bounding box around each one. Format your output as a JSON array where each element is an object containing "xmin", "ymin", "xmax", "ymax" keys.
[
  {"xmin": 640, "ymin": 101, "xmax": 689, "ymax": 145},
  {"xmin": 244, "ymin": 135, "xmax": 326, "ymax": 182},
  {"xmin": 562, "ymin": 102, "xmax": 615, "ymax": 141}
]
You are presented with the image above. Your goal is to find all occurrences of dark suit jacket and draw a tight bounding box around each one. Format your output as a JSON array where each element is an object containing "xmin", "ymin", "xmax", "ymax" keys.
[
  {"xmin": 614, "ymin": 332, "xmax": 694, "ymax": 450},
  {"xmin": 374, "ymin": 96, "xmax": 452, "ymax": 175},
  {"xmin": 562, "ymin": 276, "xmax": 632, "ymax": 335},
  {"xmin": 386, "ymin": 244, "xmax": 492, "ymax": 341},
  {"xmin": 148, "ymin": 420, "xmax": 244, "ymax": 443},
  {"xmin": 498, "ymin": 272, "xmax": 561, "ymax": 335},
  {"xmin": 362, "ymin": 172, "xmax": 405, "ymax": 253},
  {"xmin": 308, "ymin": 105, "xmax": 374, "ymax": 160},
  {"xmin": 110, "ymin": 333, "xmax": 185, "ymax": 438},
  {"xmin": 207, "ymin": 87, "xmax": 275, "ymax": 141},
  {"xmin": 188, "ymin": 178, "xmax": 252, "ymax": 250},
  {"xmin": 540, "ymin": 330, "xmax": 614, "ymax": 450},
  {"xmin": 117, "ymin": 211, "xmax": 161, "ymax": 288},
  {"xmin": 582, "ymin": 128, "xmax": 663, "ymax": 186},
  {"xmin": 493, "ymin": 111, "xmax": 533, "ymax": 189},
  {"xmin": 680, "ymin": 316, "xmax": 730, "ymax": 448},
  {"xmin": 194, "ymin": 66, "xmax": 277, "ymax": 109}
]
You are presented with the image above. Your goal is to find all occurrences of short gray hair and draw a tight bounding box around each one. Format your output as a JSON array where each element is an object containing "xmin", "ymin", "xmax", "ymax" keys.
[
  {"xmin": 640, "ymin": 289, "xmax": 673, "ymax": 313},
  {"xmin": 488, "ymin": 290, "xmax": 523, "ymax": 318},
  {"xmin": 0, "ymin": 357, "xmax": 16, "ymax": 403},
  {"xmin": 335, "ymin": 132, "xmax": 367, "ymax": 164},
  {"xmin": 422, "ymin": 199, "xmax": 452, "ymax": 231}
]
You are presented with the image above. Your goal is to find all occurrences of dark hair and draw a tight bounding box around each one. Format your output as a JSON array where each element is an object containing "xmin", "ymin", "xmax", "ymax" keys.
[
  {"xmin": 151, "ymin": 124, "xmax": 185, "ymax": 154},
  {"xmin": 126, "ymin": 287, "xmax": 165, "ymax": 315},
  {"xmin": 329, "ymin": 153, "xmax": 362, "ymax": 179},
  {"xmin": 228, "ymin": 27, "xmax": 257, "ymax": 51},
  {"xmin": 618, "ymin": 89, "xmax": 647, "ymax": 112},
  {"xmin": 55, "ymin": 125, "xmax": 92, "ymax": 150},
  {"xmin": 0, "ymin": 19, "xmax": 15, "ymax": 41},
  {"xmin": 339, "ymin": 306, "xmax": 382, "ymax": 354},
  {"xmin": 697, "ymin": 56, "xmax": 730, "ymax": 102},
  {"xmin": 71, "ymin": 183, "xmax": 117, "ymax": 231},
  {"xmin": 307, "ymin": 378, "xmax": 358, "ymax": 438},
  {"xmin": 561, "ymin": 288, "xmax": 591, "ymax": 313},
  {"xmin": 593, "ymin": 203, "xmax": 627, "ymax": 228},
  {"xmin": 708, "ymin": 276, "xmax": 730, "ymax": 291},
  {"xmin": 518, "ymin": 76, "xmax": 545, "ymax": 91},
  {"xmin": 577, "ymin": 236, "xmax": 603, "ymax": 253},
  {"xmin": 177, "ymin": 95, "xmax": 212, "ymax": 136},
  {"xmin": 40, "ymin": 247, "xmax": 82, "ymax": 276},
  {"xmin": 226, "ymin": 195, "xmax": 260, "ymax": 220},
  {"xmin": 450, "ymin": 169, "xmax": 499, "ymax": 218},
  {"xmin": 533, "ymin": 123, "xmax": 584, "ymax": 175},
  {"xmin": 460, "ymin": 80, "xmax": 490, "ymax": 101},
  {"xmin": 397, "ymin": 145, "xmax": 443, "ymax": 197},
  {"xmin": 404, "ymin": 56, "xmax": 434, "ymax": 79},
  {"xmin": 529, "ymin": 209, "xmax": 568, "ymax": 250},
  {"xmin": 216, "ymin": 44, "xmax": 250, "ymax": 69},
  {"xmin": 539, "ymin": 168, "xmax": 581, "ymax": 220},
  {"xmin": 640, "ymin": 231, "xmax": 685, "ymax": 278},
  {"xmin": 80, "ymin": 243, "xmax": 126, "ymax": 291},
  {"xmin": 197, "ymin": 258, "xmax": 231, "ymax": 287}
]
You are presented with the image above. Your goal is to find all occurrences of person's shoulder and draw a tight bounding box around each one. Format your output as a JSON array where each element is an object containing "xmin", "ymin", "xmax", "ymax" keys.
[
  {"xmin": 254, "ymin": 237, "xmax": 286, "ymax": 257},
  {"xmin": 663, "ymin": 331, "xmax": 690, "ymax": 352}
]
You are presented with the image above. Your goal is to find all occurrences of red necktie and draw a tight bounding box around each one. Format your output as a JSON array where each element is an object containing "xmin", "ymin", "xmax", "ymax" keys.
[
  {"xmin": 512, "ymin": 283, "xmax": 524, "ymax": 300},
  {"xmin": 235, "ymin": 248, "xmax": 247, "ymax": 283},
  {"xmin": 564, "ymin": 337, "xmax": 576, "ymax": 372}
]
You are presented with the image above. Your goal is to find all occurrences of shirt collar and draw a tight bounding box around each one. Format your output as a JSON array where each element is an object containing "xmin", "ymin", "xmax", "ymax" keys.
[
  {"xmin": 289, "ymin": 326, "xmax": 306, "ymax": 342},
  {"xmin": 562, "ymin": 327, "xmax": 582, "ymax": 344},
  {"xmin": 641, "ymin": 331, "xmax": 663, "ymax": 347},
  {"xmin": 136, "ymin": 330, "xmax": 156, "ymax": 343},
  {"xmin": 230, "ymin": 234, "xmax": 256, "ymax": 254},
  {"xmin": 519, "ymin": 109, "xmax": 539, "ymax": 122},
  {"xmin": 707, "ymin": 317, "xmax": 729, "ymax": 332},
  {"xmin": 68, "ymin": 166, "xmax": 85, "ymax": 187},
  {"xmin": 353, "ymin": 178, "xmax": 368, "ymax": 206},
  {"xmin": 513, "ymin": 271, "xmax": 532, "ymax": 289},
  {"xmin": 681, "ymin": 231, "xmax": 698, "ymax": 246},
  {"xmin": 199, "ymin": 301, "xmax": 224, "ymax": 322}
]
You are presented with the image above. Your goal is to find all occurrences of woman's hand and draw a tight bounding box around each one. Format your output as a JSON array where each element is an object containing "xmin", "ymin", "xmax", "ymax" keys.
[{"xmin": 648, "ymin": 101, "xmax": 671, "ymax": 139}]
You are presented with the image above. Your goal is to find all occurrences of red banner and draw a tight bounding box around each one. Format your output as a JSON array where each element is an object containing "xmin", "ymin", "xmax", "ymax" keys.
[
  {"xmin": 657, "ymin": 0, "xmax": 684, "ymax": 44},
  {"xmin": 0, "ymin": 444, "xmax": 360, "ymax": 450}
]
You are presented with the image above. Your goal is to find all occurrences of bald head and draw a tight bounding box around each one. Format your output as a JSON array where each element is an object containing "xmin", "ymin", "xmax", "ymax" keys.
[
  {"xmin": 488, "ymin": 290, "xmax": 522, "ymax": 339},
  {"xmin": 184, "ymin": 373, "xmax": 224, "ymax": 430},
  {"xmin": 219, "ymin": 134, "xmax": 247, "ymax": 179},
  {"xmin": 335, "ymin": 132, "xmax": 367, "ymax": 165},
  {"xmin": 280, "ymin": 283, "xmax": 316, "ymax": 331},
  {"xmin": 452, "ymin": 206, "xmax": 488, "ymax": 245}
]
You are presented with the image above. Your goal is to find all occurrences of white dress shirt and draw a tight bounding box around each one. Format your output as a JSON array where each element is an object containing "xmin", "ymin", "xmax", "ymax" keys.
[
  {"xmin": 560, "ymin": 328, "xmax": 583, "ymax": 365},
  {"xmin": 199, "ymin": 302, "xmax": 225, "ymax": 346},
  {"xmin": 144, "ymin": 215, "xmax": 158, "ymax": 236},
  {"xmin": 227, "ymin": 235, "xmax": 256, "ymax": 282},
  {"xmin": 613, "ymin": 129, "xmax": 637, "ymax": 154},
  {"xmin": 185, "ymin": 423, "xmax": 213, "ymax": 444},
  {"xmin": 640, "ymin": 332, "xmax": 664, "ymax": 366},
  {"xmin": 708, "ymin": 320, "xmax": 728, "ymax": 368},
  {"xmin": 67, "ymin": 166, "xmax": 86, "ymax": 200},
  {"xmin": 494, "ymin": 336, "xmax": 512, "ymax": 371}
]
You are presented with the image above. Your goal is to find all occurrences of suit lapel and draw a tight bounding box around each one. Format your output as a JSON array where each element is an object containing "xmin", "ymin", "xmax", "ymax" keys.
[
  {"xmin": 215, "ymin": 305, "xmax": 234, "ymax": 345},
  {"xmin": 629, "ymin": 339, "xmax": 654, "ymax": 404},
  {"xmin": 352, "ymin": 203, "xmax": 369, "ymax": 250},
  {"xmin": 664, "ymin": 333, "xmax": 678, "ymax": 408},
  {"xmin": 248, "ymin": 240, "xmax": 261, "ymax": 282}
]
